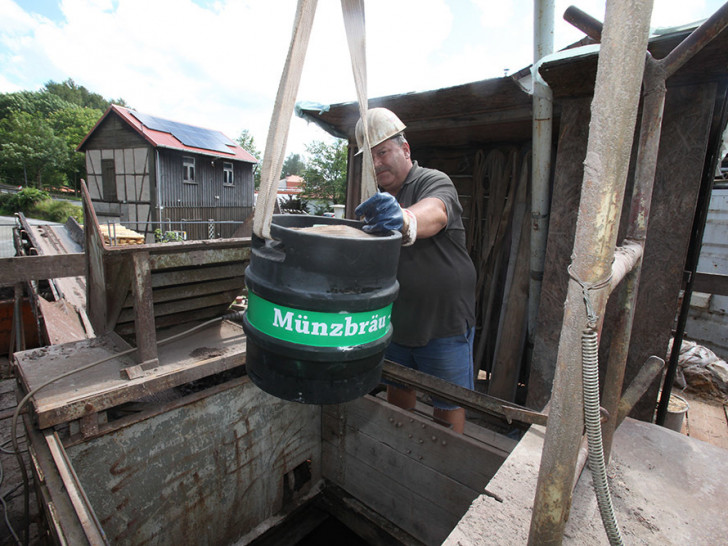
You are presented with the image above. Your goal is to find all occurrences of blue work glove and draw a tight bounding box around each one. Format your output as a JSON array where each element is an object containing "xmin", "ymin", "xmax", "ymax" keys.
[{"xmin": 355, "ymin": 192, "xmax": 403, "ymax": 234}]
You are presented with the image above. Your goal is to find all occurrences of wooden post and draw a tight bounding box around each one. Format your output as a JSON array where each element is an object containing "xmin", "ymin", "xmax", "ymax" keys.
[{"xmin": 130, "ymin": 251, "xmax": 158, "ymax": 368}]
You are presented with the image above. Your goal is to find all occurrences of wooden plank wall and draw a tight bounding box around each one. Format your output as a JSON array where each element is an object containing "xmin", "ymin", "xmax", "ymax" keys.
[
  {"xmin": 619, "ymin": 82, "xmax": 721, "ymax": 420},
  {"xmin": 114, "ymin": 249, "xmax": 249, "ymax": 335},
  {"xmin": 158, "ymin": 205, "xmax": 253, "ymax": 240},
  {"xmin": 528, "ymin": 83, "xmax": 721, "ymax": 416},
  {"xmin": 321, "ymin": 395, "xmax": 507, "ymax": 545},
  {"xmin": 157, "ymin": 149, "xmax": 254, "ymax": 209},
  {"xmin": 416, "ymin": 146, "xmax": 532, "ymax": 401},
  {"xmin": 527, "ymin": 97, "xmax": 591, "ymax": 409}
]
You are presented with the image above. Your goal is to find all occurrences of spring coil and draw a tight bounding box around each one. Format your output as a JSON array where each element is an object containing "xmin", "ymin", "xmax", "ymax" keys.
[{"xmin": 582, "ymin": 327, "xmax": 624, "ymax": 546}]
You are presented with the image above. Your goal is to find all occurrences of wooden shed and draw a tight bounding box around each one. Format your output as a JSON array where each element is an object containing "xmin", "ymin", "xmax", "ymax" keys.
[
  {"xmin": 77, "ymin": 105, "xmax": 257, "ymax": 241},
  {"xmin": 296, "ymin": 21, "xmax": 728, "ymax": 420}
]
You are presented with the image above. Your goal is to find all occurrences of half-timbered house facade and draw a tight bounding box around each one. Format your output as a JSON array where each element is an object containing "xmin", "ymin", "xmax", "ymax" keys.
[{"xmin": 78, "ymin": 105, "xmax": 257, "ymax": 241}]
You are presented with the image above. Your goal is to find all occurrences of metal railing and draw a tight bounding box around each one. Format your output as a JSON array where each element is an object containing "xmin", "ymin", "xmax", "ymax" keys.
[{"xmin": 102, "ymin": 219, "xmax": 247, "ymax": 244}]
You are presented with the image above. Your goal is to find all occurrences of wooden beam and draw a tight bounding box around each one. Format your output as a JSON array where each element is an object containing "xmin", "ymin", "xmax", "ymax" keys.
[
  {"xmin": 148, "ymin": 246, "xmax": 249, "ymax": 270},
  {"xmin": 44, "ymin": 431, "xmax": 106, "ymax": 544},
  {"xmin": 131, "ymin": 251, "xmax": 158, "ymax": 365},
  {"xmin": 693, "ymin": 272, "xmax": 728, "ymax": 296},
  {"xmin": 382, "ymin": 360, "xmax": 547, "ymax": 426},
  {"xmin": 0, "ymin": 254, "xmax": 85, "ymax": 286}
]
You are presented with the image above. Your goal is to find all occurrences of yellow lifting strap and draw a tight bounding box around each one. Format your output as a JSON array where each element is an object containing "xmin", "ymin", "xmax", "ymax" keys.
[{"xmin": 253, "ymin": 0, "xmax": 378, "ymax": 240}]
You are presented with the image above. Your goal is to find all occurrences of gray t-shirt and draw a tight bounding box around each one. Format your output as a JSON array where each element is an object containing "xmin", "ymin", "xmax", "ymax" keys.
[{"xmin": 391, "ymin": 162, "xmax": 476, "ymax": 347}]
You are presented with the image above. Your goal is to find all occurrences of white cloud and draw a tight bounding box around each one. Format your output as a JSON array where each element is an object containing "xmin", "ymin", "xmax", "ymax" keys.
[{"xmin": 1, "ymin": 0, "xmax": 725, "ymax": 157}]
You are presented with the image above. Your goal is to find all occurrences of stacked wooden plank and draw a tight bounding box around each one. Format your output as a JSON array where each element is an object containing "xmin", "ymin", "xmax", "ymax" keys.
[{"xmin": 99, "ymin": 224, "xmax": 145, "ymax": 245}]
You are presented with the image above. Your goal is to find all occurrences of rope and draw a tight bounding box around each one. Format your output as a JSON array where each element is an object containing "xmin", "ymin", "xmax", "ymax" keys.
[
  {"xmin": 341, "ymin": 0, "xmax": 378, "ymax": 201},
  {"xmin": 253, "ymin": 0, "xmax": 375, "ymax": 239},
  {"xmin": 254, "ymin": 0, "xmax": 318, "ymax": 239}
]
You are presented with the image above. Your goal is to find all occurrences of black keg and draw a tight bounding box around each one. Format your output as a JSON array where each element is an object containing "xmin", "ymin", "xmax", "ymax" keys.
[{"xmin": 242, "ymin": 214, "xmax": 401, "ymax": 404}]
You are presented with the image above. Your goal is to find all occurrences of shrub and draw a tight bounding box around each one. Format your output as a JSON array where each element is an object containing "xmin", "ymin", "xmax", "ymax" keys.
[
  {"xmin": 0, "ymin": 192, "xmax": 13, "ymax": 212},
  {"xmin": 33, "ymin": 199, "xmax": 83, "ymax": 223},
  {"xmin": 312, "ymin": 203, "xmax": 332, "ymax": 216},
  {"xmin": 10, "ymin": 187, "xmax": 50, "ymax": 211},
  {"xmin": 154, "ymin": 228, "xmax": 185, "ymax": 243}
]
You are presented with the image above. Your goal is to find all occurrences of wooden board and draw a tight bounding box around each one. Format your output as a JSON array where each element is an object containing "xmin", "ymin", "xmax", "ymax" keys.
[
  {"xmin": 322, "ymin": 395, "xmax": 507, "ymax": 545},
  {"xmin": 684, "ymin": 394, "xmax": 728, "ymax": 450},
  {"xmin": 14, "ymin": 320, "xmax": 246, "ymax": 429},
  {"xmin": 0, "ymin": 254, "xmax": 85, "ymax": 286},
  {"xmin": 98, "ymin": 224, "xmax": 145, "ymax": 245},
  {"xmin": 36, "ymin": 296, "xmax": 87, "ymax": 345}
]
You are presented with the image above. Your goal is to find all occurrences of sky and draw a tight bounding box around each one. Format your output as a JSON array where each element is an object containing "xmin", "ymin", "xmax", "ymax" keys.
[{"xmin": 0, "ymin": 0, "xmax": 725, "ymax": 159}]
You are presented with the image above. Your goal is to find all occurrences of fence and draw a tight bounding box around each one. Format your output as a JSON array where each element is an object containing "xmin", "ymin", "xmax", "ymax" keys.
[{"xmin": 102, "ymin": 219, "xmax": 246, "ymax": 244}]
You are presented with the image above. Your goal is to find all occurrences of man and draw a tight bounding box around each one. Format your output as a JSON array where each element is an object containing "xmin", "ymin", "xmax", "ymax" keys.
[{"xmin": 355, "ymin": 108, "xmax": 477, "ymax": 433}]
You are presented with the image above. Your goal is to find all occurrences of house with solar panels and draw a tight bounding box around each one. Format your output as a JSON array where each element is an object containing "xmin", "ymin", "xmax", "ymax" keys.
[{"xmin": 77, "ymin": 105, "xmax": 258, "ymax": 241}]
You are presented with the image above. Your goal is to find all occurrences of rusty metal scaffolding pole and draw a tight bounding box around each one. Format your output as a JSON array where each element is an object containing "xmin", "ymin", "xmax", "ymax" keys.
[
  {"xmin": 526, "ymin": 1, "xmax": 654, "ymax": 544},
  {"xmin": 565, "ymin": 0, "xmax": 728, "ymax": 463},
  {"xmin": 600, "ymin": 54, "xmax": 666, "ymax": 463}
]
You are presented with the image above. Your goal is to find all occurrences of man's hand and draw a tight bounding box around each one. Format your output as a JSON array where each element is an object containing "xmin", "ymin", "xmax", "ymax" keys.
[{"xmin": 355, "ymin": 192, "xmax": 403, "ymax": 233}]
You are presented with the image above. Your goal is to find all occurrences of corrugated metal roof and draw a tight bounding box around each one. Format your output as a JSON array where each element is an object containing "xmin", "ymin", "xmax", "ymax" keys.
[{"xmin": 78, "ymin": 104, "xmax": 258, "ymax": 164}]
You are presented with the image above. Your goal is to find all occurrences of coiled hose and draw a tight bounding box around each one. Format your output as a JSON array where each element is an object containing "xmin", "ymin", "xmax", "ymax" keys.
[{"xmin": 582, "ymin": 327, "xmax": 624, "ymax": 546}]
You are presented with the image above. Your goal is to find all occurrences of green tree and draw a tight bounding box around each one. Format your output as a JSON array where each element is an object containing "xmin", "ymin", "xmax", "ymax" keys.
[
  {"xmin": 236, "ymin": 129, "xmax": 262, "ymax": 188},
  {"xmin": 302, "ymin": 139, "xmax": 348, "ymax": 204},
  {"xmin": 0, "ymin": 111, "xmax": 68, "ymax": 187},
  {"xmin": 0, "ymin": 90, "xmax": 68, "ymax": 120},
  {"xmin": 44, "ymin": 78, "xmax": 127, "ymax": 110},
  {"xmin": 49, "ymin": 105, "xmax": 103, "ymax": 190},
  {"xmin": 0, "ymin": 83, "xmax": 123, "ymax": 190},
  {"xmin": 282, "ymin": 153, "xmax": 306, "ymax": 176},
  {"xmin": 44, "ymin": 79, "xmax": 107, "ymax": 110},
  {"xmin": 0, "ymin": 187, "xmax": 49, "ymax": 213}
]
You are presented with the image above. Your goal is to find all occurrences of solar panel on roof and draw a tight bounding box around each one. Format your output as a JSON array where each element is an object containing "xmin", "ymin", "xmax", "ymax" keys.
[{"xmin": 130, "ymin": 110, "xmax": 234, "ymax": 154}]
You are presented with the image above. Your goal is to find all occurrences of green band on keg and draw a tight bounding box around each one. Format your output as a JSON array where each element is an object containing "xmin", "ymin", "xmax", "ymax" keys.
[{"xmin": 246, "ymin": 292, "xmax": 392, "ymax": 348}]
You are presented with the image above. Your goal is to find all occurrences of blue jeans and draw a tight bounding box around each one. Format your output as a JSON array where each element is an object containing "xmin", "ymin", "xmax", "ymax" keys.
[{"xmin": 385, "ymin": 327, "xmax": 475, "ymax": 411}]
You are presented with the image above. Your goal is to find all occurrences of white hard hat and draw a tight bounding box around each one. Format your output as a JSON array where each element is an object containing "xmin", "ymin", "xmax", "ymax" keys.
[{"xmin": 355, "ymin": 108, "xmax": 406, "ymax": 154}]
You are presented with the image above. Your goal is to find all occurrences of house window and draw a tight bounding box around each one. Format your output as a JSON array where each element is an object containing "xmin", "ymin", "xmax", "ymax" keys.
[
  {"xmin": 183, "ymin": 156, "xmax": 196, "ymax": 183},
  {"xmin": 101, "ymin": 159, "xmax": 117, "ymax": 201},
  {"xmin": 223, "ymin": 162, "xmax": 234, "ymax": 186}
]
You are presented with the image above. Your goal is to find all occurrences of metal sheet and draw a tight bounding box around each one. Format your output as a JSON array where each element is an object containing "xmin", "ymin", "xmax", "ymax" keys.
[{"xmin": 65, "ymin": 377, "xmax": 322, "ymax": 545}]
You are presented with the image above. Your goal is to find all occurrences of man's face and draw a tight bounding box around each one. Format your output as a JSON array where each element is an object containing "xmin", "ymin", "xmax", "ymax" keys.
[{"xmin": 371, "ymin": 137, "xmax": 412, "ymax": 195}]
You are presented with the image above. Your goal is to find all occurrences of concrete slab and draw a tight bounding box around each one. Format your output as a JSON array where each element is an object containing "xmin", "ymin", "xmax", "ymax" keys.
[{"xmin": 445, "ymin": 417, "xmax": 728, "ymax": 545}]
